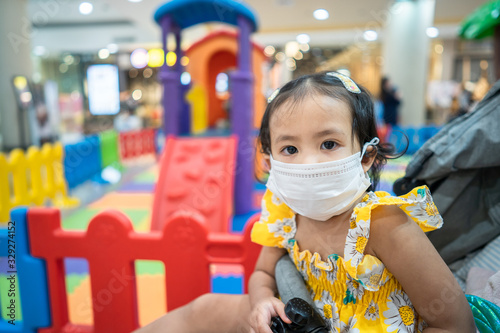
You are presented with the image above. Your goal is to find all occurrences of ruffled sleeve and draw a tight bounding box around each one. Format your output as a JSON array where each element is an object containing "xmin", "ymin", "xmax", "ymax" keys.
[
  {"xmin": 343, "ymin": 185, "xmax": 443, "ymax": 291},
  {"xmin": 250, "ymin": 189, "xmax": 296, "ymax": 248},
  {"xmin": 396, "ymin": 185, "xmax": 444, "ymax": 232}
]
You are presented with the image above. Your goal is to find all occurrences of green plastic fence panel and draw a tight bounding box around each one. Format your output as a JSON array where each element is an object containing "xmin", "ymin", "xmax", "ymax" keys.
[{"xmin": 99, "ymin": 130, "xmax": 121, "ymax": 169}]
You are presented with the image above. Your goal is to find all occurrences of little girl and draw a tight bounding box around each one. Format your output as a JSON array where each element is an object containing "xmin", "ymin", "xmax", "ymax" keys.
[{"xmin": 135, "ymin": 72, "xmax": 475, "ymax": 333}]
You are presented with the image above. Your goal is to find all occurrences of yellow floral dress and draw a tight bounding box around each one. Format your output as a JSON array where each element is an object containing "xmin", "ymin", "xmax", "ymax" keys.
[{"xmin": 251, "ymin": 186, "xmax": 443, "ymax": 333}]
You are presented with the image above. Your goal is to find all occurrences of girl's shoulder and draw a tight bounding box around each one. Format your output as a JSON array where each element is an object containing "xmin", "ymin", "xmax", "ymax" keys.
[
  {"xmin": 251, "ymin": 189, "xmax": 296, "ymax": 248},
  {"xmin": 343, "ymin": 186, "xmax": 443, "ymax": 289},
  {"xmin": 354, "ymin": 185, "xmax": 443, "ymax": 233}
]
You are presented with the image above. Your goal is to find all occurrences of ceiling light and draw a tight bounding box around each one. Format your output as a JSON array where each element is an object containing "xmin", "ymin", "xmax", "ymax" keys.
[
  {"xmin": 285, "ymin": 41, "xmax": 299, "ymax": 57},
  {"xmin": 98, "ymin": 48, "xmax": 110, "ymax": 59},
  {"xmin": 79, "ymin": 2, "xmax": 93, "ymax": 15},
  {"xmin": 59, "ymin": 63, "xmax": 68, "ymax": 73},
  {"xmin": 107, "ymin": 43, "xmax": 119, "ymax": 54},
  {"xmin": 128, "ymin": 0, "xmax": 143, "ymax": 2},
  {"xmin": 296, "ymin": 34, "xmax": 310, "ymax": 44},
  {"xmin": 64, "ymin": 55, "xmax": 74, "ymax": 64},
  {"xmin": 132, "ymin": 89, "xmax": 142, "ymax": 100},
  {"xmin": 286, "ymin": 58, "xmax": 296, "ymax": 68},
  {"xmin": 147, "ymin": 48, "xmax": 164, "ymax": 67},
  {"xmin": 363, "ymin": 30, "xmax": 378, "ymax": 41},
  {"xmin": 426, "ymin": 27, "xmax": 439, "ymax": 38},
  {"xmin": 143, "ymin": 68, "xmax": 153, "ymax": 78},
  {"xmin": 181, "ymin": 72, "xmax": 191, "ymax": 85},
  {"xmin": 264, "ymin": 45, "xmax": 276, "ymax": 57},
  {"xmin": 299, "ymin": 44, "xmax": 310, "ymax": 52},
  {"xmin": 313, "ymin": 9, "xmax": 329, "ymax": 20},
  {"xmin": 129, "ymin": 69, "xmax": 138, "ymax": 78},
  {"xmin": 13, "ymin": 76, "xmax": 28, "ymax": 90},
  {"xmin": 20, "ymin": 91, "xmax": 33, "ymax": 103},
  {"xmin": 130, "ymin": 48, "xmax": 148, "ymax": 68},
  {"xmin": 181, "ymin": 56, "xmax": 189, "ymax": 66},
  {"xmin": 293, "ymin": 51, "xmax": 303, "ymax": 60},
  {"xmin": 33, "ymin": 46, "xmax": 47, "ymax": 57},
  {"xmin": 275, "ymin": 52, "xmax": 285, "ymax": 62},
  {"xmin": 166, "ymin": 51, "xmax": 177, "ymax": 67}
]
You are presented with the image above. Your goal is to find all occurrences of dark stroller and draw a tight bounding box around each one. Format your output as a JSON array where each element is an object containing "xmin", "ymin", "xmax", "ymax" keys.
[{"xmin": 393, "ymin": 79, "xmax": 500, "ymax": 265}]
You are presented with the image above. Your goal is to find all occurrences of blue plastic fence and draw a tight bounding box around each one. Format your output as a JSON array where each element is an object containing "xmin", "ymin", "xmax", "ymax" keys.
[{"xmin": 0, "ymin": 208, "xmax": 51, "ymax": 332}]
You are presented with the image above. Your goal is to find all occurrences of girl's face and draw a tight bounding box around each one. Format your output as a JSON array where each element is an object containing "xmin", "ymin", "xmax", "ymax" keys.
[{"xmin": 268, "ymin": 94, "xmax": 373, "ymax": 172}]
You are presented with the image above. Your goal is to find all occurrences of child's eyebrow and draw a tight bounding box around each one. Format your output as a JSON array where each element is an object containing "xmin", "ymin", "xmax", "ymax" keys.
[
  {"xmin": 274, "ymin": 129, "xmax": 344, "ymax": 143},
  {"xmin": 314, "ymin": 129, "xmax": 344, "ymax": 138},
  {"xmin": 274, "ymin": 134, "xmax": 297, "ymax": 143}
]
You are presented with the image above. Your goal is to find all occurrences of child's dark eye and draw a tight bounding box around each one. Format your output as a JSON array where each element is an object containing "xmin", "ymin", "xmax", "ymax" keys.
[
  {"xmin": 321, "ymin": 141, "xmax": 336, "ymax": 150},
  {"xmin": 282, "ymin": 146, "xmax": 298, "ymax": 155}
]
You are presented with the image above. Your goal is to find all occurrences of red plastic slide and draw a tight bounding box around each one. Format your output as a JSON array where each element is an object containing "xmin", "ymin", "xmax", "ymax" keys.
[{"xmin": 151, "ymin": 135, "xmax": 238, "ymax": 232}]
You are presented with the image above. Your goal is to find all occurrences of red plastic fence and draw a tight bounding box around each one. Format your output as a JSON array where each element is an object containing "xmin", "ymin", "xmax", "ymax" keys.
[
  {"xmin": 28, "ymin": 208, "xmax": 261, "ymax": 333},
  {"xmin": 118, "ymin": 129, "xmax": 156, "ymax": 160}
]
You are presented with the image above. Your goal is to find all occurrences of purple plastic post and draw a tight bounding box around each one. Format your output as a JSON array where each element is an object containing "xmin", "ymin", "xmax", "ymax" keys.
[
  {"xmin": 174, "ymin": 28, "xmax": 183, "ymax": 72},
  {"xmin": 159, "ymin": 16, "xmax": 181, "ymax": 135},
  {"xmin": 175, "ymin": 27, "xmax": 190, "ymax": 134},
  {"xmin": 231, "ymin": 16, "xmax": 254, "ymax": 215}
]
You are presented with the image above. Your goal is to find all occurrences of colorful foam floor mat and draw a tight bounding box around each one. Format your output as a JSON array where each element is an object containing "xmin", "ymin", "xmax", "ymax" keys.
[{"xmin": 7, "ymin": 156, "xmax": 411, "ymax": 326}]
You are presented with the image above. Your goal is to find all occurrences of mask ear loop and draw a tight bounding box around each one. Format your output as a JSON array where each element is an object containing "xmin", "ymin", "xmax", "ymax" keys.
[{"xmin": 361, "ymin": 137, "xmax": 380, "ymax": 158}]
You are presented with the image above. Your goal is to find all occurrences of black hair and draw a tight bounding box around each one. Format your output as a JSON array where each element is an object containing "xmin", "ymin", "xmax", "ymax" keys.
[{"xmin": 257, "ymin": 71, "xmax": 402, "ymax": 191}]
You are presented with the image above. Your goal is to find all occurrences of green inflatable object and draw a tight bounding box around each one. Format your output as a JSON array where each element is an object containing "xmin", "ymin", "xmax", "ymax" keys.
[
  {"xmin": 99, "ymin": 130, "xmax": 122, "ymax": 170},
  {"xmin": 459, "ymin": 0, "xmax": 500, "ymax": 39},
  {"xmin": 466, "ymin": 294, "xmax": 500, "ymax": 332}
]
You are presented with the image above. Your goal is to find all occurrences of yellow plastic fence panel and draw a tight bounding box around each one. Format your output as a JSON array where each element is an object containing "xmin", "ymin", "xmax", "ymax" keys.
[
  {"xmin": 0, "ymin": 153, "xmax": 11, "ymax": 223},
  {"xmin": 26, "ymin": 146, "xmax": 45, "ymax": 206},
  {"xmin": 41, "ymin": 143, "xmax": 56, "ymax": 200},
  {"xmin": 0, "ymin": 143, "xmax": 79, "ymax": 224},
  {"xmin": 10, "ymin": 149, "xmax": 29, "ymax": 208},
  {"xmin": 41, "ymin": 142, "xmax": 79, "ymax": 207}
]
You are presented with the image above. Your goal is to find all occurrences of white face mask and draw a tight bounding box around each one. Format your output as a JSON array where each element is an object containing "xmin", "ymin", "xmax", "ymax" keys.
[{"xmin": 266, "ymin": 138, "xmax": 380, "ymax": 221}]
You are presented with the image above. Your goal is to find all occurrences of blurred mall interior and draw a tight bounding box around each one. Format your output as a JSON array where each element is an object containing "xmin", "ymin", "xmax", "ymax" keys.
[
  {"xmin": 2, "ymin": 0, "xmax": 500, "ymax": 330},
  {"xmin": 0, "ymin": 0, "xmax": 495, "ymax": 150}
]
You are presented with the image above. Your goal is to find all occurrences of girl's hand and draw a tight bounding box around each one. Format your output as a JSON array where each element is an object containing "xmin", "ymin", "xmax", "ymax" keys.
[{"xmin": 248, "ymin": 297, "xmax": 291, "ymax": 333}]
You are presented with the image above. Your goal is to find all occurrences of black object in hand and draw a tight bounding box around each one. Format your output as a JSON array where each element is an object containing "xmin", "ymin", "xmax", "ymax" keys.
[{"xmin": 270, "ymin": 298, "xmax": 329, "ymax": 333}]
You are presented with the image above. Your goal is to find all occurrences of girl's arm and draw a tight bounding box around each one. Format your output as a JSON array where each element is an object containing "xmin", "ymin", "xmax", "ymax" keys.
[
  {"xmin": 248, "ymin": 246, "xmax": 291, "ymax": 333},
  {"xmin": 369, "ymin": 205, "xmax": 476, "ymax": 333}
]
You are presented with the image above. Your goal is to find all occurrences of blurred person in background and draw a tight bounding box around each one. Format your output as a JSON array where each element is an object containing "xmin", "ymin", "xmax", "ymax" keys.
[
  {"xmin": 380, "ymin": 76, "xmax": 401, "ymax": 126},
  {"xmin": 36, "ymin": 103, "xmax": 55, "ymax": 145},
  {"xmin": 114, "ymin": 91, "xmax": 142, "ymax": 132}
]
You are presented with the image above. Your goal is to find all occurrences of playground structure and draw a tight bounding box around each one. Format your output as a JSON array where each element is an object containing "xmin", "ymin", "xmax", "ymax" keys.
[
  {"xmin": 154, "ymin": 0, "xmax": 258, "ymax": 216},
  {"xmin": 185, "ymin": 30, "xmax": 267, "ymax": 131}
]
